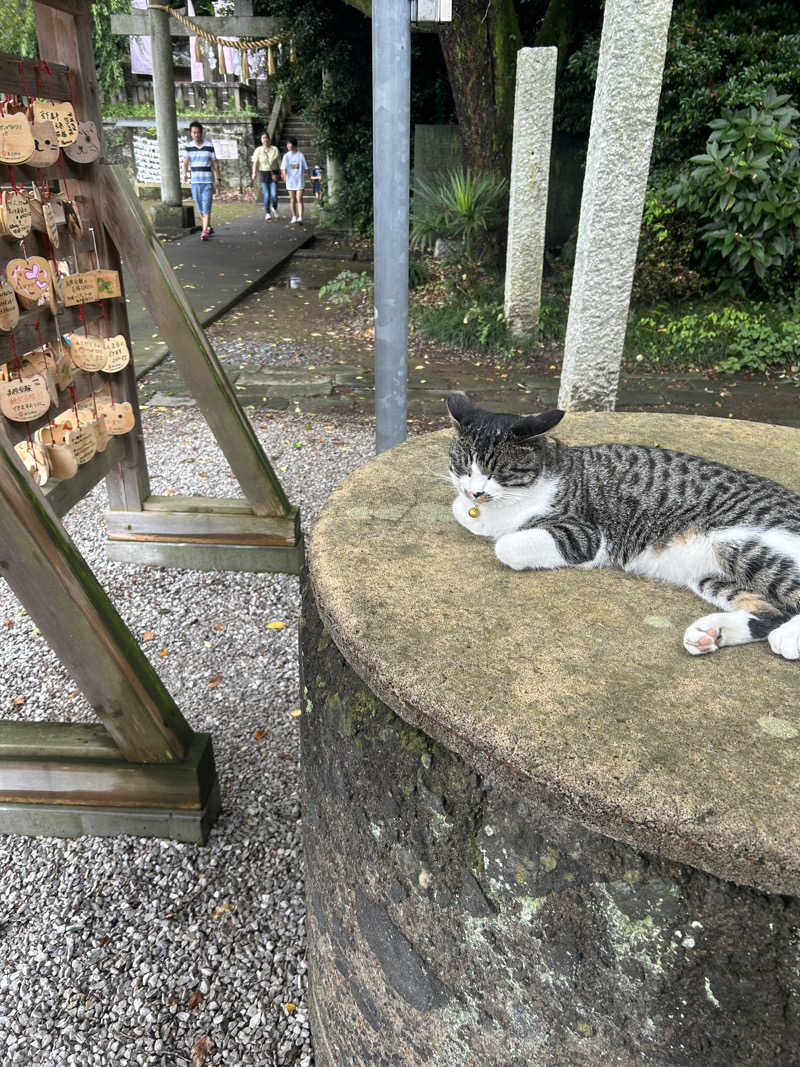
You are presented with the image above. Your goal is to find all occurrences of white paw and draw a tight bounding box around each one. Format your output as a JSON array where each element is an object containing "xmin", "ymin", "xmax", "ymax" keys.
[
  {"xmin": 683, "ymin": 619, "xmax": 721, "ymax": 655},
  {"xmin": 495, "ymin": 529, "xmax": 565, "ymax": 571},
  {"xmin": 683, "ymin": 610, "xmax": 756, "ymax": 655},
  {"xmin": 768, "ymin": 615, "xmax": 800, "ymax": 660}
]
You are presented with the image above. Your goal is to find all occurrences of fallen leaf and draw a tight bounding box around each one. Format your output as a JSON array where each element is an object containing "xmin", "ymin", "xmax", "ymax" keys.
[
  {"xmin": 284, "ymin": 1003, "xmax": 296, "ymax": 1014},
  {"xmin": 158, "ymin": 648, "xmax": 170, "ymax": 658},
  {"xmin": 289, "ymin": 709, "xmax": 302, "ymax": 718},
  {"xmin": 187, "ymin": 989, "xmax": 205, "ymax": 1011},
  {"xmin": 2, "ymin": 619, "xmax": 13, "ymax": 629},
  {"xmin": 278, "ymin": 753, "xmax": 294, "ymax": 761},
  {"xmin": 253, "ymin": 728, "xmax": 269, "ymax": 740},
  {"xmin": 142, "ymin": 631, "xmax": 155, "ymax": 642},
  {"xmin": 13, "ymin": 696, "xmax": 25, "ymax": 706},
  {"xmin": 213, "ymin": 622, "xmax": 225, "ymax": 631},
  {"xmin": 210, "ymin": 901, "xmax": 233, "ymax": 920},
  {"xmin": 191, "ymin": 1035, "xmax": 213, "ymax": 1067},
  {"xmin": 266, "ymin": 621, "xmax": 286, "ymax": 630},
  {"xmin": 207, "ymin": 674, "xmax": 223, "ymax": 689}
]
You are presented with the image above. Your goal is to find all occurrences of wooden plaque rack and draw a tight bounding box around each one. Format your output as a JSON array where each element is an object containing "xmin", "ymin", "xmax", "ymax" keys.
[{"xmin": 0, "ymin": 0, "xmax": 302, "ymax": 841}]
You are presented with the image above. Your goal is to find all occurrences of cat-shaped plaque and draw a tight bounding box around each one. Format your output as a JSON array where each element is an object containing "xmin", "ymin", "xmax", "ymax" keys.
[
  {"xmin": 62, "ymin": 121, "xmax": 100, "ymax": 164},
  {"xmin": 26, "ymin": 121, "xmax": 60, "ymax": 167}
]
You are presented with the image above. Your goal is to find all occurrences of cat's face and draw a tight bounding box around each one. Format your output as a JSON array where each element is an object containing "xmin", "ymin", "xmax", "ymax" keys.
[{"xmin": 447, "ymin": 394, "xmax": 564, "ymax": 505}]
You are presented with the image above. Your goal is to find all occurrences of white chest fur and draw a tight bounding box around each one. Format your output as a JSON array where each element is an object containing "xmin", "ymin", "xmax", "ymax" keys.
[{"xmin": 452, "ymin": 474, "xmax": 561, "ymax": 540}]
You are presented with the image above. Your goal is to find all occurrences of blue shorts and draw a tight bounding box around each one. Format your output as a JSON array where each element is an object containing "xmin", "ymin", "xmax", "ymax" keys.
[{"xmin": 192, "ymin": 182, "xmax": 213, "ymax": 214}]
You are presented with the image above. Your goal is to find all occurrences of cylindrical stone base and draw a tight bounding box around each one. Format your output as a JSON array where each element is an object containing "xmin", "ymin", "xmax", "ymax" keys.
[{"xmin": 300, "ymin": 585, "xmax": 799, "ymax": 1067}]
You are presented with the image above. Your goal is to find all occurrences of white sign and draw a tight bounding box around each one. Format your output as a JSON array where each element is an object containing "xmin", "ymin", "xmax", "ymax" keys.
[
  {"xmin": 410, "ymin": 0, "xmax": 452, "ymax": 22},
  {"xmin": 213, "ymin": 138, "xmax": 239, "ymax": 160}
]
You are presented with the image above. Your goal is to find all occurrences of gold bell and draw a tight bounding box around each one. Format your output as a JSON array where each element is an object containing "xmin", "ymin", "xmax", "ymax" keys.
[{"xmin": 468, "ymin": 506, "xmax": 480, "ymax": 518}]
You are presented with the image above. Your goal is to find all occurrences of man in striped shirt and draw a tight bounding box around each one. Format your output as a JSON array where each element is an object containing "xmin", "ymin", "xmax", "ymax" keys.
[{"xmin": 182, "ymin": 121, "xmax": 221, "ymax": 240}]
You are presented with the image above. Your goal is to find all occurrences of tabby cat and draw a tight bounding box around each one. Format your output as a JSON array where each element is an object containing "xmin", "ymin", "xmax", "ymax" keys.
[{"xmin": 446, "ymin": 393, "xmax": 800, "ymax": 660}]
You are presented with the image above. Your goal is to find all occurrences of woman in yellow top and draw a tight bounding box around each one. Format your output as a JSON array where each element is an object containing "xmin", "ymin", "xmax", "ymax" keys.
[{"xmin": 251, "ymin": 132, "xmax": 281, "ymax": 220}]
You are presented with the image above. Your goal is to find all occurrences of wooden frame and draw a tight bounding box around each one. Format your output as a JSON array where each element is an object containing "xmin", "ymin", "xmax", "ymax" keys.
[{"xmin": 0, "ymin": 0, "xmax": 300, "ymax": 840}]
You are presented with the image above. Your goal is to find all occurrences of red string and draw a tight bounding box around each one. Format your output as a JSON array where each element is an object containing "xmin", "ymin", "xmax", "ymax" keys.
[
  {"xmin": 41, "ymin": 61, "xmax": 53, "ymax": 104},
  {"xmin": 89, "ymin": 375, "xmax": 99, "ymax": 417},
  {"xmin": 34, "ymin": 321, "xmax": 44, "ymax": 349},
  {"xmin": 18, "ymin": 60, "xmax": 28, "ymax": 100},
  {"xmin": 77, "ymin": 304, "xmax": 88, "ymax": 337},
  {"xmin": 8, "ymin": 167, "xmax": 17, "ymax": 193},
  {"xmin": 34, "ymin": 63, "xmax": 42, "ymax": 100},
  {"xmin": 66, "ymin": 71, "xmax": 77, "ymax": 111},
  {"xmin": 9, "ymin": 333, "xmax": 22, "ymax": 381},
  {"xmin": 68, "ymin": 383, "xmax": 80, "ymax": 422},
  {"xmin": 57, "ymin": 155, "xmax": 70, "ymax": 201}
]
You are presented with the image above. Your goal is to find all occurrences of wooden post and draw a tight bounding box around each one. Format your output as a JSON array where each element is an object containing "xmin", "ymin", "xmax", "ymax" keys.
[
  {"xmin": 99, "ymin": 165, "xmax": 293, "ymax": 519},
  {"xmin": 0, "ymin": 423, "xmax": 193, "ymax": 764}
]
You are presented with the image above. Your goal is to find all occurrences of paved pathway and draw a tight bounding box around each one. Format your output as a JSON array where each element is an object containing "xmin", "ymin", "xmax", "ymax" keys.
[{"xmin": 125, "ymin": 203, "xmax": 315, "ymax": 376}]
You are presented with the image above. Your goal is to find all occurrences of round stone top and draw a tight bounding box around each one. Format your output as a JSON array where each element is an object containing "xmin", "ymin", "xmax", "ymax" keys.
[{"xmin": 309, "ymin": 413, "xmax": 800, "ymax": 895}]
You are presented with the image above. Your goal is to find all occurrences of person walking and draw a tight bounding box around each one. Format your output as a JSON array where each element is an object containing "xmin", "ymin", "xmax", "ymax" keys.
[
  {"xmin": 251, "ymin": 131, "xmax": 281, "ymax": 220},
  {"xmin": 182, "ymin": 120, "xmax": 221, "ymax": 240},
  {"xmin": 281, "ymin": 137, "xmax": 308, "ymax": 225}
]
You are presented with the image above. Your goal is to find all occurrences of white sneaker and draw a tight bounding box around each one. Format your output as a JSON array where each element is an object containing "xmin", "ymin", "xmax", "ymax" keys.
[
  {"xmin": 265, "ymin": 213, "xmax": 271, "ymax": 221},
  {"xmin": 290, "ymin": 216, "xmax": 297, "ymax": 224},
  {"xmin": 271, "ymin": 207, "xmax": 279, "ymax": 219}
]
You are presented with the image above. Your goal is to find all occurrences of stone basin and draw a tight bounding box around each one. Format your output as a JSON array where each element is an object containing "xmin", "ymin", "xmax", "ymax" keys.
[{"xmin": 301, "ymin": 412, "xmax": 800, "ymax": 1066}]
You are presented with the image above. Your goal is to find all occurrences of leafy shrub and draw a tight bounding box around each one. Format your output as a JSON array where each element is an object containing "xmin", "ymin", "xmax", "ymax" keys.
[
  {"xmin": 410, "ymin": 169, "xmax": 508, "ymax": 261},
  {"xmin": 318, "ymin": 270, "xmax": 373, "ymax": 305},
  {"xmin": 632, "ymin": 188, "xmax": 703, "ymax": 304},
  {"xmin": 668, "ymin": 87, "xmax": 800, "ymax": 297},
  {"xmin": 627, "ymin": 302, "xmax": 800, "ymax": 372}
]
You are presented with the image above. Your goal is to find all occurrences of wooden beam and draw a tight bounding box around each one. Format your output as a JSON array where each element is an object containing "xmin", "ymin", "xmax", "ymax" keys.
[
  {"xmin": 106, "ymin": 497, "xmax": 299, "ymax": 546},
  {"xmin": 0, "ymin": 722, "xmax": 120, "ymax": 761},
  {"xmin": 99, "ymin": 164, "xmax": 294, "ymax": 520},
  {"xmin": 110, "ymin": 14, "xmax": 284, "ymax": 38},
  {"xmin": 0, "ymin": 423, "xmax": 195, "ymax": 763},
  {"xmin": 0, "ymin": 53, "xmax": 72, "ymax": 100},
  {"xmin": 106, "ymin": 537, "xmax": 306, "ymax": 574},
  {"xmin": 33, "ymin": 0, "xmax": 102, "ymax": 130},
  {"xmin": 44, "ymin": 435, "xmax": 126, "ymax": 518}
]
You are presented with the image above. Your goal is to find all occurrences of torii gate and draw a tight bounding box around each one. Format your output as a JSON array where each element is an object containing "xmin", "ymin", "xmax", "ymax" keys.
[{"xmin": 111, "ymin": 1, "xmax": 283, "ymax": 229}]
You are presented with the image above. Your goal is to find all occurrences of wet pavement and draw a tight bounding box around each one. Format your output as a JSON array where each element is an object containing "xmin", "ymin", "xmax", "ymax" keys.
[{"xmin": 137, "ymin": 231, "xmax": 800, "ymax": 433}]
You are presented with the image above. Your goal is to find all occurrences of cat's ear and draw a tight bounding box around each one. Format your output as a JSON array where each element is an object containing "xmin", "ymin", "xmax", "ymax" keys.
[
  {"xmin": 446, "ymin": 392, "xmax": 474, "ymax": 426},
  {"xmin": 511, "ymin": 409, "xmax": 565, "ymax": 439}
]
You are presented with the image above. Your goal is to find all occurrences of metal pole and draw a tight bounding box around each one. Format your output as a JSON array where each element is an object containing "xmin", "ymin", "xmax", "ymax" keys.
[
  {"xmin": 372, "ymin": 0, "xmax": 410, "ymax": 454},
  {"xmin": 149, "ymin": 5, "xmax": 182, "ymax": 207}
]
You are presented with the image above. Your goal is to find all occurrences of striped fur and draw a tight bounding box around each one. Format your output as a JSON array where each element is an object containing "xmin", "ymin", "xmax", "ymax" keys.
[{"xmin": 447, "ymin": 394, "xmax": 800, "ymax": 659}]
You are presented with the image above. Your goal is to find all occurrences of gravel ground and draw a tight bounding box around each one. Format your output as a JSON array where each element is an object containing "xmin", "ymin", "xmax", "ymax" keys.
[{"xmin": 0, "ymin": 406, "xmax": 376, "ymax": 1066}]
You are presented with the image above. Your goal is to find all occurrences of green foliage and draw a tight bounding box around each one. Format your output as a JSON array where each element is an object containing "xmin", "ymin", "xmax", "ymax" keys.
[
  {"xmin": 0, "ymin": 0, "xmax": 36, "ymax": 58},
  {"xmin": 627, "ymin": 301, "xmax": 800, "ymax": 373},
  {"xmin": 413, "ymin": 281, "xmax": 509, "ymax": 350},
  {"xmin": 100, "ymin": 101, "xmax": 257, "ymax": 120},
  {"xmin": 410, "ymin": 169, "xmax": 509, "ymax": 261},
  {"xmin": 668, "ymin": 86, "xmax": 800, "ymax": 298},
  {"xmin": 318, "ymin": 270, "xmax": 374, "ymax": 305},
  {"xmin": 633, "ymin": 187, "xmax": 703, "ymax": 304}
]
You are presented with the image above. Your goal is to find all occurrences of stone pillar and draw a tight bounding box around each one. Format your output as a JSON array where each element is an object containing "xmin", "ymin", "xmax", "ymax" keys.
[
  {"xmin": 149, "ymin": 5, "xmax": 182, "ymax": 207},
  {"xmin": 503, "ymin": 47, "xmax": 557, "ymax": 339},
  {"xmin": 558, "ymin": 0, "xmax": 673, "ymax": 412}
]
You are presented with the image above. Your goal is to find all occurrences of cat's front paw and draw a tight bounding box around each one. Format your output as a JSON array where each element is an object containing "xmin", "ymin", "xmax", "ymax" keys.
[
  {"xmin": 768, "ymin": 615, "xmax": 800, "ymax": 660},
  {"xmin": 683, "ymin": 620, "xmax": 721, "ymax": 655},
  {"xmin": 495, "ymin": 529, "xmax": 565, "ymax": 571}
]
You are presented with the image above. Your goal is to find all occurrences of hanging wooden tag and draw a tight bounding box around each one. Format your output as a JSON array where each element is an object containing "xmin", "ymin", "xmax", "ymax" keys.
[
  {"xmin": 17, "ymin": 355, "xmax": 59, "ymax": 407},
  {"xmin": 102, "ymin": 334, "xmax": 131, "ymax": 373},
  {"xmin": 77, "ymin": 409, "xmax": 110, "ymax": 452},
  {"xmin": 0, "ymin": 374, "xmax": 53, "ymax": 421},
  {"xmin": 67, "ymin": 333, "xmax": 107, "ymax": 372},
  {"xmin": 14, "ymin": 440, "xmax": 50, "ymax": 486},
  {"xmin": 32, "ymin": 100, "xmax": 78, "ymax": 147},
  {"xmin": 61, "ymin": 271, "xmax": 99, "ymax": 307},
  {"xmin": 42, "ymin": 200, "xmax": 60, "ymax": 249},
  {"xmin": 98, "ymin": 399, "xmax": 135, "ymax": 435},
  {"xmin": 48, "ymin": 199, "xmax": 66, "ymax": 226},
  {"xmin": 62, "ymin": 121, "xmax": 100, "ymax": 164},
  {"xmin": 47, "ymin": 416, "xmax": 97, "ymax": 464},
  {"xmin": 0, "ymin": 113, "xmax": 35, "ymax": 163},
  {"xmin": 6, "ymin": 256, "xmax": 52, "ymax": 309},
  {"xmin": 1, "ymin": 190, "xmax": 32, "ymax": 240},
  {"xmin": 25, "ymin": 121, "xmax": 60, "ymax": 167},
  {"xmin": 36, "ymin": 438, "xmax": 78, "ymax": 481},
  {"xmin": 29, "ymin": 195, "xmax": 45, "ymax": 232},
  {"xmin": 62, "ymin": 199, "xmax": 84, "ymax": 240},
  {"xmin": 93, "ymin": 269, "xmax": 122, "ymax": 300},
  {"xmin": 50, "ymin": 342, "xmax": 73, "ymax": 391},
  {"xmin": 0, "ymin": 280, "xmax": 20, "ymax": 331}
]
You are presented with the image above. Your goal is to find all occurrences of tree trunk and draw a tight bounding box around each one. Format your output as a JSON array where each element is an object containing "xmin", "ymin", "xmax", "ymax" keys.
[{"xmin": 437, "ymin": 0, "xmax": 522, "ymax": 174}]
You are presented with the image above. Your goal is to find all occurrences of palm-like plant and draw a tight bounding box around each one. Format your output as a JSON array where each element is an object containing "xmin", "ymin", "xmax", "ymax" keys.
[{"xmin": 410, "ymin": 169, "xmax": 509, "ymax": 261}]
